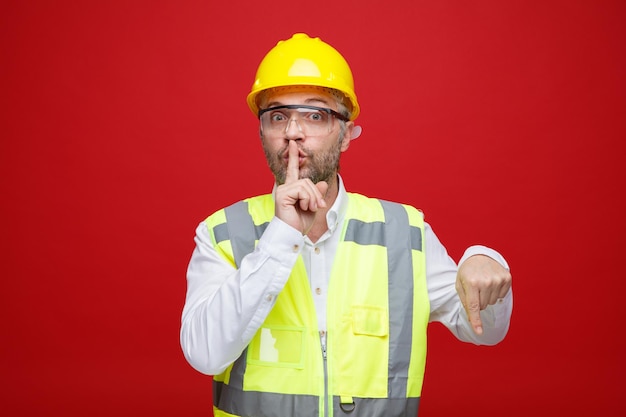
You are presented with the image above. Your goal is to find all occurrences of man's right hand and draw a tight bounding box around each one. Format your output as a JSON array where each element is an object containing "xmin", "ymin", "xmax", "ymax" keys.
[{"xmin": 275, "ymin": 140, "xmax": 328, "ymax": 234}]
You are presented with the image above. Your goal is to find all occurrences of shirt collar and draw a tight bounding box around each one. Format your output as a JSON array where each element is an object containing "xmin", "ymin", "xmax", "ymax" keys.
[{"xmin": 328, "ymin": 174, "xmax": 348, "ymax": 234}]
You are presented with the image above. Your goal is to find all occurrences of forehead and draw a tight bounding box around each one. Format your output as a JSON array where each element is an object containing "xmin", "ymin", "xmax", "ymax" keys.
[{"xmin": 263, "ymin": 86, "xmax": 336, "ymax": 108}]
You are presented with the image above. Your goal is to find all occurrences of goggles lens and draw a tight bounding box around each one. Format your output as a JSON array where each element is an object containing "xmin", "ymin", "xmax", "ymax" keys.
[{"xmin": 259, "ymin": 105, "xmax": 348, "ymax": 136}]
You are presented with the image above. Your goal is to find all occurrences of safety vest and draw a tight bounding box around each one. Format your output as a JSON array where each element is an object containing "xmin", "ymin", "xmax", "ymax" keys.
[{"xmin": 205, "ymin": 193, "xmax": 429, "ymax": 417}]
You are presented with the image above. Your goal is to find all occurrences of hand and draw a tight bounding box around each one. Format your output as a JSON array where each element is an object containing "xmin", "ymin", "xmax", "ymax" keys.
[
  {"xmin": 455, "ymin": 255, "xmax": 512, "ymax": 335},
  {"xmin": 274, "ymin": 141, "xmax": 328, "ymax": 234}
]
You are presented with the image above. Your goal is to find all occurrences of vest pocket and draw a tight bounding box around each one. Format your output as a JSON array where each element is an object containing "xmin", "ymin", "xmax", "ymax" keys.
[
  {"xmin": 247, "ymin": 325, "xmax": 305, "ymax": 369},
  {"xmin": 351, "ymin": 305, "xmax": 389, "ymax": 337},
  {"xmin": 333, "ymin": 305, "xmax": 389, "ymax": 397}
]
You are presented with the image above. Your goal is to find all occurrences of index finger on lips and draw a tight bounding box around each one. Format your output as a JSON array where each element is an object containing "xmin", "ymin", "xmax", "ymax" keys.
[{"xmin": 285, "ymin": 140, "xmax": 299, "ymax": 184}]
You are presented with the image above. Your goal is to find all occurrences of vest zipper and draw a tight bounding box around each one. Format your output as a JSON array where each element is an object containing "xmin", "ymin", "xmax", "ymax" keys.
[{"xmin": 321, "ymin": 332, "xmax": 329, "ymax": 417}]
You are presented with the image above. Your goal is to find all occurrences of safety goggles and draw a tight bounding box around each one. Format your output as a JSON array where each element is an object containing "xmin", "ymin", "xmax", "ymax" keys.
[{"xmin": 259, "ymin": 105, "xmax": 349, "ymax": 136}]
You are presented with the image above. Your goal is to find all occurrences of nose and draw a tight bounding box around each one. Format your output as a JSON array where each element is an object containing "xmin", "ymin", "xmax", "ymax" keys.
[{"xmin": 284, "ymin": 116, "xmax": 303, "ymax": 139}]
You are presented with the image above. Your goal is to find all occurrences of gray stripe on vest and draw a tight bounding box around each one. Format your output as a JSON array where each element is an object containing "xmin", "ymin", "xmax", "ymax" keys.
[
  {"xmin": 222, "ymin": 201, "xmax": 267, "ymax": 391},
  {"xmin": 224, "ymin": 201, "xmax": 255, "ymax": 267},
  {"xmin": 213, "ymin": 222, "xmax": 228, "ymax": 244},
  {"xmin": 213, "ymin": 223, "xmax": 227, "ymax": 244},
  {"xmin": 214, "ymin": 381, "xmax": 319, "ymax": 417},
  {"xmin": 214, "ymin": 222, "xmax": 268, "ymax": 246},
  {"xmin": 380, "ymin": 200, "xmax": 415, "ymax": 399},
  {"xmin": 344, "ymin": 219, "xmax": 385, "ymax": 246},
  {"xmin": 333, "ymin": 395, "xmax": 420, "ymax": 417},
  {"xmin": 345, "ymin": 219, "xmax": 421, "ymax": 252},
  {"xmin": 224, "ymin": 201, "xmax": 269, "ymax": 267},
  {"xmin": 410, "ymin": 225, "xmax": 422, "ymax": 252},
  {"xmin": 214, "ymin": 381, "xmax": 420, "ymax": 417}
]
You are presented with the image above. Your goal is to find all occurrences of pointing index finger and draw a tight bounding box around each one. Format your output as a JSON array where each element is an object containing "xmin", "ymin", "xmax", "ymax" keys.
[
  {"xmin": 285, "ymin": 140, "xmax": 300, "ymax": 184},
  {"xmin": 464, "ymin": 287, "xmax": 484, "ymax": 335}
]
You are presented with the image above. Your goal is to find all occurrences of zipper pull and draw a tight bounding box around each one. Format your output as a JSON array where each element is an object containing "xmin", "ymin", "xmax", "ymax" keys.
[{"xmin": 320, "ymin": 331, "xmax": 327, "ymax": 359}]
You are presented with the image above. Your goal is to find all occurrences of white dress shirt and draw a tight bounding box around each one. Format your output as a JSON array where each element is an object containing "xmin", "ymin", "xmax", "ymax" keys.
[{"xmin": 181, "ymin": 177, "xmax": 513, "ymax": 375}]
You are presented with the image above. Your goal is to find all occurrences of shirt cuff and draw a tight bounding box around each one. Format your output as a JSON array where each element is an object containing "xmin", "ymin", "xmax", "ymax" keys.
[
  {"xmin": 256, "ymin": 217, "xmax": 305, "ymax": 260},
  {"xmin": 459, "ymin": 245, "xmax": 510, "ymax": 271}
]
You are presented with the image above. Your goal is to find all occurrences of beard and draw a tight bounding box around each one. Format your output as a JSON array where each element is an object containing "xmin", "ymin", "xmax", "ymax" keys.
[{"xmin": 263, "ymin": 136, "xmax": 343, "ymax": 185}]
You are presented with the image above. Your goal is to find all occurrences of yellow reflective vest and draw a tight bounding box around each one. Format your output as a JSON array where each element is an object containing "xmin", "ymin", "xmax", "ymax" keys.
[{"xmin": 205, "ymin": 193, "xmax": 429, "ymax": 417}]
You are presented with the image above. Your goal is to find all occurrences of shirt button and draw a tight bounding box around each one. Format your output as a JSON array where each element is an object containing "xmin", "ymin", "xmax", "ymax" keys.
[
  {"xmin": 292, "ymin": 244, "xmax": 299, "ymax": 252},
  {"xmin": 266, "ymin": 294, "xmax": 274, "ymax": 302},
  {"xmin": 314, "ymin": 247, "xmax": 320, "ymax": 254},
  {"xmin": 315, "ymin": 287, "xmax": 321, "ymax": 295}
]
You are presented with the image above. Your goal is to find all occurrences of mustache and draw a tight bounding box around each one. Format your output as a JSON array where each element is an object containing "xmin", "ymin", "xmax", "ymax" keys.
[{"xmin": 279, "ymin": 143, "xmax": 309, "ymax": 160}]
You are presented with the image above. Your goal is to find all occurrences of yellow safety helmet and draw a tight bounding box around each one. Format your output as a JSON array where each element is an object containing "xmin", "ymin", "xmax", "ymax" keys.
[{"xmin": 247, "ymin": 33, "xmax": 360, "ymax": 121}]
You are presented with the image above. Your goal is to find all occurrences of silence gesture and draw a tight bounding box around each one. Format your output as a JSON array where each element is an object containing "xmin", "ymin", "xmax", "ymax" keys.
[{"xmin": 274, "ymin": 140, "xmax": 328, "ymax": 235}]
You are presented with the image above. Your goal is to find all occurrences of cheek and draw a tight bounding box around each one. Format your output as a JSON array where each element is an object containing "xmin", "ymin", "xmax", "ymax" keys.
[
  {"xmin": 262, "ymin": 140, "xmax": 288, "ymax": 162},
  {"xmin": 340, "ymin": 138, "xmax": 351, "ymax": 152}
]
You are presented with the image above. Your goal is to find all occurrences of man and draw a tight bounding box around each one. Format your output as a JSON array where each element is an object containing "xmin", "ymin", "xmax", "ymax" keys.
[{"xmin": 180, "ymin": 33, "xmax": 512, "ymax": 417}]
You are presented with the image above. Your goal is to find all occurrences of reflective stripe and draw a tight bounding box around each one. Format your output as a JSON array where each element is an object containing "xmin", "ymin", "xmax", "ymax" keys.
[
  {"xmin": 221, "ymin": 201, "xmax": 268, "ymax": 391},
  {"xmin": 214, "ymin": 221, "xmax": 269, "ymax": 245},
  {"xmin": 214, "ymin": 381, "xmax": 420, "ymax": 417},
  {"xmin": 344, "ymin": 219, "xmax": 385, "ymax": 246},
  {"xmin": 214, "ymin": 381, "xmax": 319, "ymax": 417},
  {"xmin": 333, "ymin": 395, "xmax": 420, "ymax": 417},
  {"xmin": 224, "ymin": 201, "xmax": 269, "ymax": 267},
  {"xmin": 380, "ymin": 200, "xmax": 415, "ymax": 398},
  {"xmin": 344, "ymin": 218, "xmax": 421, "ymax": 252},
  {"xmin": 213, "ymin": 223, "xmax": 228, "ymax": 244},
  {"xmin": 410, "ymin": 226, "xmax": 422, "ymax": 252}
]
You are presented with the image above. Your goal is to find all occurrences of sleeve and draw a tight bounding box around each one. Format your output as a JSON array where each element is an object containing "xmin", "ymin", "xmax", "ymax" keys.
[
  {"xmin": 426, "ymin": 222, "xmax": 513, "ymax": 345},
  {"xmin": 180, "ymin": 217, "xmax": 305, "ymax": 375}
]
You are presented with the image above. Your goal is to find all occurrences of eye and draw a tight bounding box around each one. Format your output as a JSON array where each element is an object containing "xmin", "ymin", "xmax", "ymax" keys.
[
  {"xmin": 270, "ymin": 112, "xmax": 288, "ymax": 123},
  {"xmin": 305, "ymin": 111, "xmax": 327, "ymax": 123}
]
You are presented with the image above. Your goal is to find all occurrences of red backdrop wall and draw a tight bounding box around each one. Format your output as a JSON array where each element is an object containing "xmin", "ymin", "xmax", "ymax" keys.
[{"xmin": 2, "ymin": 1, "xmax": 625, "ymax": 416}]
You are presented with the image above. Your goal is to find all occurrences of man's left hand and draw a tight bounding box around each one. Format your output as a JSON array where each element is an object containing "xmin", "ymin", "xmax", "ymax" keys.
[{"xmin": 455, "ymin": 255, "xmax": 512, "ymax": 335}]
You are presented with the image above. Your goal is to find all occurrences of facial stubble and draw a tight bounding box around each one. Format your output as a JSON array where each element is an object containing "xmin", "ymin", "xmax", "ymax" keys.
[{"xmin": 262, "ymin": 135, "xmax": 343, "ymax": 186}]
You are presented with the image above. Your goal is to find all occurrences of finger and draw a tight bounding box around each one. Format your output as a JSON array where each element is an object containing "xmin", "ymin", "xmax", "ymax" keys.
[
  {"xmin": 499, "ymin": 271, "xmax": 512, "ymax": 299},
  {"xmin": 299, "ymin": 178, "xmax": 327, "ymax": 211},
  {"xmin": 294, "ymin": 179, "xmax": 318, "ymax": 211},
  {"xmin": 487, "ymin": 290, "xmax": 501, "ymax": 307},
  {"xmin": 316, "ymin": 181, "xmax": 328, "ymax": 208},
  {"xmin": 306, "ymin": 180, "xmax": 325, "ymax": 210},
  {"xmin": 285, "ymin": 140, "xmax": 300, "ymax": 184},
  {"xmin": 298, "ymin": 191, "xmax": 315, "ymax": 211},
  {"xmin": 463, "ymin": 287, "xmax": 484, "ymax": 335},
  {"xmin": 487, "ymin": 271, "xmax": 512, "ymax": 305}
]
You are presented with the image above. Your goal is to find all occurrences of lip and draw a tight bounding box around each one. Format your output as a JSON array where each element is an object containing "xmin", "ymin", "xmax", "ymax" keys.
[
  {"xmin": 281, "ymin": 150, "xmax": 307, "ymax": 164},
  {"xmin": 282, "ymin": 156, "xmax": 306, "ymax": 167}
]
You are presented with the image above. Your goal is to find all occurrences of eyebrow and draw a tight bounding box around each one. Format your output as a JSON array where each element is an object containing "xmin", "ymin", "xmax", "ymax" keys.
[{"xmin": 266, "ymin": 97, "xmax": 331, "ymax": 108}]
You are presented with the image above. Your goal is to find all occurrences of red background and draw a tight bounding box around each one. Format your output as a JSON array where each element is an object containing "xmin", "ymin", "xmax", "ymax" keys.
[{"xmin": 2, "ymin": 1, "xmax": 625, "ymax": 416}]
